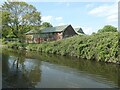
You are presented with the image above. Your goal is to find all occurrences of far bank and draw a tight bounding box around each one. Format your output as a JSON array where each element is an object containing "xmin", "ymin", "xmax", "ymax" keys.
[{"xmin": 2, "ymin": 32, "xmax": 119, "ymax": 64}]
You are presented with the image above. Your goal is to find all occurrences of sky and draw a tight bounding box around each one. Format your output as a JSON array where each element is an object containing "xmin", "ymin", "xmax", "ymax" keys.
[{"xmin": 0, "ymin": 0, "xmax": 119, "ymax": 35}]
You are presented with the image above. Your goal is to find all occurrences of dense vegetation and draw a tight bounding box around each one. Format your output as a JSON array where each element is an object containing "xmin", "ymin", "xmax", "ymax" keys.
[
  {"xmin": 2, "ymin": 25, "xmax": 119, "ymax": 64},
  {"xmin": 1, "ymin": 1, "xmax": 52, "ymax": 40},
  {"xmin": 98, "ymin": 25, "xmax": 117, "ymax": 33},
  {"xmin": 26, "ymin": 32, "xmax": 119, "ymax": 64}
]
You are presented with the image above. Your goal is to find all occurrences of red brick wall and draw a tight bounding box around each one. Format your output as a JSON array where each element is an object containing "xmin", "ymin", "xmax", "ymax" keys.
[{"xmin": 54, "ymin": 32, "xmax": 63, "ymax": 40}]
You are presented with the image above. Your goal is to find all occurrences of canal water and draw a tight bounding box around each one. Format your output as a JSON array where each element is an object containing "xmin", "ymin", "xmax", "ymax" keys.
[{"xmin": 1, "ymin": 49, "xmax": 119, "ymax": 88}]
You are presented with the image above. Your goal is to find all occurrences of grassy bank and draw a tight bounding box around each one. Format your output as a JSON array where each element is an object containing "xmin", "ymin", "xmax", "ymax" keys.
[
  {"xmin": 2, "ymin": 41, "xmax": 26, "ymax": 49},
  {"xmin": 26, "ymin": 32, "xmax": 119, "ymax": 64}
]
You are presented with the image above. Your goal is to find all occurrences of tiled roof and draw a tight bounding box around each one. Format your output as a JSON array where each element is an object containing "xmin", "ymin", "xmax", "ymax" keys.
[
  {"xmin": 74, "ymin": 28, "xmax": 85, "ymax": 34},
  {"xmin": 25, "ymin": 25, "xmax": 85, "ymax": 35},
  {"xmin": 25, "ymin": 25, "xmax": 70, "ymax": 34},
  {"xmin": 25, "ymin": 29, "xmax": 41, "ymax": 34},
  {"xmin": 40, "ymin": 25, "xmax": 69, "ymax": 33}
]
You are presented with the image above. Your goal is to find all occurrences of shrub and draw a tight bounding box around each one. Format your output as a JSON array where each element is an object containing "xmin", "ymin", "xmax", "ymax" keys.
[{"xmin": 24, "ymin": 32, "xmax": 119, "ymax": 64}]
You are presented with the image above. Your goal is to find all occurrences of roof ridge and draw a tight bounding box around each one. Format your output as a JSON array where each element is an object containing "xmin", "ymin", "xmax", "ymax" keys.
[{"xmin": 40, "ymin": 24, "xmax": 70, "ymax": 33}]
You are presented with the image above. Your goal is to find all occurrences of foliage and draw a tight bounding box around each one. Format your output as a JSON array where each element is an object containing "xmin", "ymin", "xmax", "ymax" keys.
[
  {"xmin": 41, "ymin": 22, "xmax": 53, "ymax": 29},
  {"xmin": 26, "ymin": 32, "xmax": 119, "ymax": 64},
  {"xmin": 1, "ymin": 11, "xmax": 11, "ymax": 38},
  {"xmin": 6, "ymin": 42, "xmax": 26, "ymax": 49},
  {"xmin": 98, "ymin": 25, "xmax": 117, "ymax": 33},
  {"xmin": 1, "ymin": 1, "xmax": 41, "ymax": 39}
]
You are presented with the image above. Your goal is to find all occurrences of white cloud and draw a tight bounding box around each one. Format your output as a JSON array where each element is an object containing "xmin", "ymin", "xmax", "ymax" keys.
[
  {"xmin": 55, "ymin": 17, "xmax": 63, "ymax": 21},
  {"xmin": 73, "ymin": 25, "xmax": 95, "ymax": 35},
  {"xmin": 42, "ymin": 16, "xmax": 63, "ymax": 23},
  {"xmin": 107, "ymin": 14, "xmax": 118, "ymax": 22},
  {"xmin": 89, "ymin": 5, "xmax": 110, "ymax": 16},
  {"xmin": 41, "ymin": 16, "xmax": 53, "ymax": 22},
  {"xmin": 88, "ymin": 2, "xmax": 118, "ymax": 23},
  {"xmin": 81, "ymin": 27, "xmax": 94, "ymax": 35}
]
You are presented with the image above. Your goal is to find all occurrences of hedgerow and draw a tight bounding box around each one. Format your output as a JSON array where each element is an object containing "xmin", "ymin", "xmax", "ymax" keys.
[{"xmin": 26, "ymin": 32, "xmax": 119, "ymax": 64}]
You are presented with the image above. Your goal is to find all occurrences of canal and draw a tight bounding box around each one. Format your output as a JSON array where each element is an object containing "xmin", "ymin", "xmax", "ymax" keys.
[{"xmin": 1, "ymin": 48, "xmax": 119, "ymax": 88}]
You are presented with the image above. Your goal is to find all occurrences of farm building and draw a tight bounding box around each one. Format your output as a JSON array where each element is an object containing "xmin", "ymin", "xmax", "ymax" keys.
[
  {"xmin": 25, "ymin": 25, "xmax": 84, "ymax": 43},
  {"xmin": 74, "ymin": 28, "xmax": 85, "ymax": 34}
]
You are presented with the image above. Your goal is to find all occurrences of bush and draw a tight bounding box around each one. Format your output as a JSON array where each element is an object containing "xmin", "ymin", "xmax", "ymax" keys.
[
  {"xmin": 26, "ymin": 32, "xmax": 118, "ymax": 64},
  {"xmin": 7, "ymin": 42, "xmax": 26, "ymax": 49},
  {"xmin": 98, "ymin": 25, "xmax": 117, "ymax": 33}
]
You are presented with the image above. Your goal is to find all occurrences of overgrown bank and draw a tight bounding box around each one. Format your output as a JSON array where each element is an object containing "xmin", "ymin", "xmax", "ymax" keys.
[{"xmin": 26, "ymin": 32, "xmax": 119, "ymax": 64}]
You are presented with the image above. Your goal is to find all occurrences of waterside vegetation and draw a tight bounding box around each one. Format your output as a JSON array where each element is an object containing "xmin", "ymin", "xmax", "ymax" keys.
[
  {"xmin": 26, "ymin": 32, "xmax": 119, "ymax": 64},
  {"xmin": 2, "ymin": 31, "xmax": 119, "ymax": 64}
]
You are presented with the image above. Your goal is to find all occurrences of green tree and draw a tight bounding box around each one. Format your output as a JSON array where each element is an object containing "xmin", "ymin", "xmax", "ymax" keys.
[
  {"xmin": 41, "ymin": 22, "xmax": 53, "ymax": 29},
  {"xmin": 2, "ymin": 1, "xmax": 41, "ymax": 39},
  {"xmin": 1, "ymin": 11, "xmax": 12, "ymax": 38},
  {"xmin": 98, "ymin": 25, "xmax": 117, "ymax": 33},
  {"xmin": 92, "ymin": 32, "xmax": 96, "ymax": 35}
]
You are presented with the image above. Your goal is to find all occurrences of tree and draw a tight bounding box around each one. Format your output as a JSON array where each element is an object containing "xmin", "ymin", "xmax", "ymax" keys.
[
  {"xmin": 41, "ymin": 22, "xmax": 53, "ymax": 29},
  {"xmin": 92, "ymin": 32, "xmax": 96, "ymax": 35},
  {"xmin": 2, "ymin": 1, "xmax": 41, "ymax": 39},
  {"xmin": 98, "ymin": 25, "xmax": 117, "ymax": 33},
  {"xmin": 1, "ymin": 11, "xmax": 12, "ymax": 38}
]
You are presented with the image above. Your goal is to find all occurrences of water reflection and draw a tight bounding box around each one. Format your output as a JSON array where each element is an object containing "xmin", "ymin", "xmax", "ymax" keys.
[
  {"xmin": 2, "ymin": 50, "xmax": 41, "ymax": 88},
  {"xmin": 2, "ymin": 49, "xmax": 119, "ymax": 88},
  {"xmin": 26, "ymin": 51, "xmax": 119, "ymax": 87}
]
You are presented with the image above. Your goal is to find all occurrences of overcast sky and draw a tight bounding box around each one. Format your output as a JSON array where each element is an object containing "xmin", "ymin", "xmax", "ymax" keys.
[{"xmin": 0, "ymin": 0, "xmax": 118, "ymax": 34}]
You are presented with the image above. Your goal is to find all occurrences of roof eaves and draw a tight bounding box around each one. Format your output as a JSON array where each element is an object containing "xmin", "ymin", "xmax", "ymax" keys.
[
  {"xmin": 63, "ymin": 24, "xmax": 70, "ymax": 32},
  {"xmin": 41, "ymin": 24, "xmax": 70, "ymax": 33}
]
